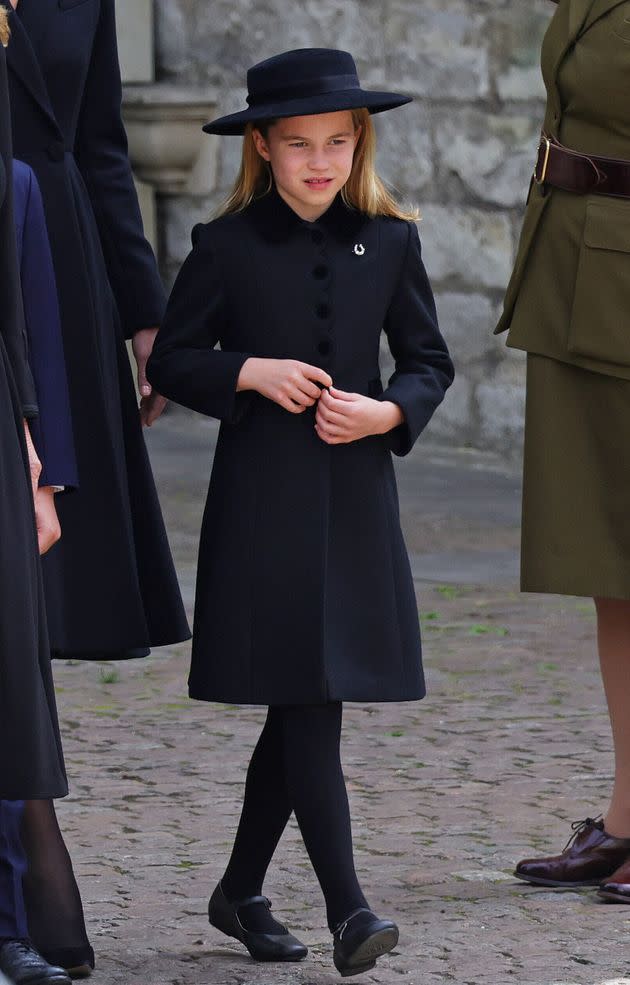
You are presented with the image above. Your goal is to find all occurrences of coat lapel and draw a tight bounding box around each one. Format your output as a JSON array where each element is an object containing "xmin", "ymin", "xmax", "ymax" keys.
[{"xmin": 6, "ymin": 7, "xmax": 60, "ymax": 135}]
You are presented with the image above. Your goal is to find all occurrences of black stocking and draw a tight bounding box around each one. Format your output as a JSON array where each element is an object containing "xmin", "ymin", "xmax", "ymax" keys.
[
  {"xmin": 20, "ymin": 799, "xmax": 93, "ymax": 970},
  {"xmin": 222, "ymin": 703, "xmax": 367, "ymax": 931}
]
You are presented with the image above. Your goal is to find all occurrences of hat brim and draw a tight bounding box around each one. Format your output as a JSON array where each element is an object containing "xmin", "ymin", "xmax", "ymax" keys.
[{"xmin": 203, "ymin": 89, "xmax": 412, "ymax": 135}]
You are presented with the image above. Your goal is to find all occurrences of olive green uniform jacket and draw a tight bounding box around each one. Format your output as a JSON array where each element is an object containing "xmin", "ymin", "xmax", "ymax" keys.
[{"xmin": 496, "ymin": 0, "xmax": 630, "ymax": 378}]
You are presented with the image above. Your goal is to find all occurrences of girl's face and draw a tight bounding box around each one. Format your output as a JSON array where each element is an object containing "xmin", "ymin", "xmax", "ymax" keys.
[{"xmin": 252, "ymin": 111, "xmax": 360, "ymax": 221}]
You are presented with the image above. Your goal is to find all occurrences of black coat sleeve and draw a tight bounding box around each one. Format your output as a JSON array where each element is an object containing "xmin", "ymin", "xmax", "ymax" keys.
[
  {"xmin": 380, "ymin": 222, "xmax": 454, "ymax": 456},
  {"xmin": 0, "ymin": 46, "xmax": 36, "ymax": 419},
  {"xmin": 147, "ymin": 225, "xmax": 251, "ymax": 422},
  {"xmin": 74, "ymin": 0, "xmax": 166, "ymax": 338},
  {"xmin": 16, "ymin": 164, "xmax": 78, "ymax": 489}
]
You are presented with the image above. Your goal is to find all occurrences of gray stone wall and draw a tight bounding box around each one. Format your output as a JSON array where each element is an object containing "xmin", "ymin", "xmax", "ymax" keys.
[{"xmin": 153, "ymin": 0, "xmax": 555, "ymax": 456}]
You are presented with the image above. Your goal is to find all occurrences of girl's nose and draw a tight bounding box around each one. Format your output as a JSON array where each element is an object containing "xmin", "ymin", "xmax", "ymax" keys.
[{"xmin": 308, "ymin": 150, "xmax": 329, "ymax": 171}]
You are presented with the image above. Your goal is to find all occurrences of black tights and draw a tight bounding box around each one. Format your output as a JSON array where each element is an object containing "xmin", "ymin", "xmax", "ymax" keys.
[
  {"xmin": 221, "ymin": 703, "xmax": 368, "ymax": 931},
  {"xmin": 20, "ymin": 800, "xmax": 93, "ymax": 970}
]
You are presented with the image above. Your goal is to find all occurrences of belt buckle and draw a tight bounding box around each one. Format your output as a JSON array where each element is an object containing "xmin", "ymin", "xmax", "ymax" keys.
[{"xmin": 533, "ymin": 135, "xmax": 552, "ymax": 185}]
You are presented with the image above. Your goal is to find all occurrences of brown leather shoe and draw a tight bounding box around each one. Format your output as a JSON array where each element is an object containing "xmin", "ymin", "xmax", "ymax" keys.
[
  {"xmin": 515, "ymin": 817, "xmax": 630, "ymax": 887},
  {"xmin": 598, "ymin": 856, "xmax": 630, "ymax": 902}
]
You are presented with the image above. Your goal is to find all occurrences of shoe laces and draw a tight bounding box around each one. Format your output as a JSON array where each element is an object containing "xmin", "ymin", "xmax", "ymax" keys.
[{"xmin": 562, "ymin": 814, "xmax": 603, "ymax": 852}]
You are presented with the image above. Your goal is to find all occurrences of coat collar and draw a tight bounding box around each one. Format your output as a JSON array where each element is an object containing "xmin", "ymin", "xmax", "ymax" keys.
[
  {"xmin": 6, "ymin": 6, "xmax": 61, "ymax": 136},
  {"xmin": 246, "ymin": 186, "xmax": 370, "ymax": 245}
]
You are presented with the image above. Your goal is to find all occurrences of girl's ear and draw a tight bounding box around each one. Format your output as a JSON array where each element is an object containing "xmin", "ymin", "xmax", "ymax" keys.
[{"xmin": 252, "ymin": 128, "xmax": 271, "ymax": 162}]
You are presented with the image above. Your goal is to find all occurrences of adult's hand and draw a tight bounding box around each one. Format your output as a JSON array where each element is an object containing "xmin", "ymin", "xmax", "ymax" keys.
[
  {"xmin": 133, "ymin": 327, "xmax": 168, "ymax": 427},
  {"xmin": 34, "ymin": 486, "xmax": 61, "ymax": 555},
  {"xmin": 315, "ymin": 387, "xmax": 404, "ymax": 445},
  {"xmin": 237, "ymin": 358, "xmax": 332, "ymax": 414},
  {"xmin": 23, "ymin": 421, "xmax": 42, "ymax": 501}
]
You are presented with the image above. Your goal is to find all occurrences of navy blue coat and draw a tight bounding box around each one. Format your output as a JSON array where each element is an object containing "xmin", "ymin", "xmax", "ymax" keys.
[
  {"xmin": 149, "ymin": 190, "xmax": 454, "ymax": 705},
  {"xmin": 7, "ymin": 0, "xmax": 189, "ymax": 657},
  {"xmin": 13, "ymin": 160, "xmax": 77, "ymax": 491},
  {"xmin": 0, "ymin": 45, "xmax": 66, "ymax": 800}
]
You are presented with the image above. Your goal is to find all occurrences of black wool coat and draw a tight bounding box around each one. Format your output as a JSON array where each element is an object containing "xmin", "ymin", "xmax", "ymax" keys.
[
  {"xmin": 148, "ymin": 190, "xmax": 454, "ymax": 705},
  {"xmin": 0, "ymin": 46, "xmax": 66, "ymax": 799},
  {"xmin": 7, "ymin": 0, "xmax": 190, "ymax": 658}
]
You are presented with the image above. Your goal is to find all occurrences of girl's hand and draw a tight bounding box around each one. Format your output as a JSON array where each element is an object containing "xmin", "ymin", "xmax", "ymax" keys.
[
  {"xmin": 238, "ymin": 358, "xmax": 333, "ymax": 414},
  {"xmin": 34, "ymin": 486, "xmax": 62, "ymax": 555},
  {"xmin": 315, "ymin": 387, "xmax": 404, "ymax": 444}
]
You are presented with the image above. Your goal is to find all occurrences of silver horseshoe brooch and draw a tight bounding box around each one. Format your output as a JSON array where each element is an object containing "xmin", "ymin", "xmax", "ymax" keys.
[{"xmin": 353, "ymin": 243, "xmax": 366, "ymax": 256}]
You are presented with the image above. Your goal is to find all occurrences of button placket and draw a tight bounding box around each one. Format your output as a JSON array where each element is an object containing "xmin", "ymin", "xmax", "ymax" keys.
[{"xmin": 309, "ymin": 225, "xmax": 334, "ymax": 366}]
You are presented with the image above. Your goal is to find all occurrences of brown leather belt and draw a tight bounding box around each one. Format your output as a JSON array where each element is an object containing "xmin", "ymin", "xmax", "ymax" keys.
[{"xmin": 533, "ymin": 134, "xmax": 630, "ymax": 199}]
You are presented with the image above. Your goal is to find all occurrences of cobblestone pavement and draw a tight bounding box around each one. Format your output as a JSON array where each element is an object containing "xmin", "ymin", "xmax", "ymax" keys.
[{"xmin": 51, "ymin": 414, "xmax": 630, "ymax": 985}]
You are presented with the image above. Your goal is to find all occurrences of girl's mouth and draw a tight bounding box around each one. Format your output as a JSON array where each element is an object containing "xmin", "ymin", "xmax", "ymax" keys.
[{"xmin": 304, "ymin": 177, "xmax": 334, "ymax": 188}]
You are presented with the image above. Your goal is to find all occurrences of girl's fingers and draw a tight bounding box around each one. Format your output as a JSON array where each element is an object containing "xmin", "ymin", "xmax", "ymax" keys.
[
  {"xmin": 328, "ymin": 386, "xmax": 358, "ymax": 401},
  {"xmin": 316, "ymin": 406, "xmax": 348, "ymax": 427},
  {"xmin": 303, "ymin": 364, "xmax": 333, "ymax": 388},
  {"xmin": 315, "ymin": 421, "xmax": 345, "ymax": 438},
  {"xmin": 289, "ymin": 386, "xmax": 315, "ymax": 407},
  {"xmin": 297, "ymin": 378, "xmax": 323, "ymax": 401},
  {"xmin": 281, "ymin": 394, "xmax": 306, "ymax": 414},
  {"xmin": 319, "ymin": 389, "xmax": 357, "ymax": 416}
]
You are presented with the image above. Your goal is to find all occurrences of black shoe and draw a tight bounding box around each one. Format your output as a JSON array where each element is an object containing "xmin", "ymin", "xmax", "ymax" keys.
[
  {"xmin": 39, "ymin": 946, "xmax": 94, "ymax": 980},
  {"xmin": 208, "ymin": 883, "xmax": 307, "ymax": 962},
  {"xmin": 333, "ymin": 909, "xmax": 399, "ymax": 978},
  {"xmin": 0, "ymin": 940, "xmax": 71, "ymax": 985}
]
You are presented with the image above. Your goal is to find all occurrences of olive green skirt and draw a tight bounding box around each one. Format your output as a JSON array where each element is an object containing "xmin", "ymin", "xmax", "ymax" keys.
[{"xmin": 522, "ymin": 353, "xmax": 630, "ymax": 599}]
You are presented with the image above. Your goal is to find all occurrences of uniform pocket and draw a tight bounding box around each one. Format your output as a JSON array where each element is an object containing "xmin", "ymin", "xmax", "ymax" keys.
[
  {"xmin": 568, "ymin": 199, "xmax": 630, "ymax": 366},
  {"xmin": 58, "ymin": 0, "xmax": 92, "ymax": 9}
]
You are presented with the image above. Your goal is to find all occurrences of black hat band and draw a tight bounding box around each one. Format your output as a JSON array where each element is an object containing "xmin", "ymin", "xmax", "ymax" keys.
[{"xmin": 247, "ymin": 74, "xmax": 360, "ymax": 108}]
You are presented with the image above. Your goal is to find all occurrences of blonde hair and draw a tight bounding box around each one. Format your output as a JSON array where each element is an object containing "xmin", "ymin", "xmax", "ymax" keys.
[
  {"xmin": 219, "ymin": 108, "xmax": 418, "ymax": 222},
  {"xmin": 0, "ymin": 7, "xmax": 10, "ymax": 46}
]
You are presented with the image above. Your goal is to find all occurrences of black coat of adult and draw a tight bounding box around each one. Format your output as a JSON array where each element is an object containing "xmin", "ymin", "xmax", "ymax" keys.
[
  {"xmin": 6, "ymin": 0, "xmax": 190, "ymax": 658},
  {"xmin": 148, "ymin": 190, "xmax": 454, "ymax": 705},
  {"xmin": 0, "ymin": 43, "xmax": 66, "ymax": 799}
]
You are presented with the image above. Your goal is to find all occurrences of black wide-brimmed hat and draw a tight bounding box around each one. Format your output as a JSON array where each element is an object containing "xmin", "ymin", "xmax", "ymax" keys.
[{"xmin": 204, "ymin": 48, "xmax": 412, "ymax": 135}]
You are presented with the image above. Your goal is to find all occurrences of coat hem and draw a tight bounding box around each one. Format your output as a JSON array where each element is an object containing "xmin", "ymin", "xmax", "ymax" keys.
[{"xmin": 188, "ymin": 688, "xmax": 427, "ymax": 705}]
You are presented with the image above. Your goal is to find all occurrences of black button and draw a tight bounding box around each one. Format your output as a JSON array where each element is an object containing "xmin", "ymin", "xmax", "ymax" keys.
[
  {"xmin": 311, "ymin": 229, "xmax": 324, "ymax": 245},
  {"xmin": 313, "ymin": 264, "xmax": 329, "ymax": 280},
  {"xmin": 317, "ymin": 340, "xmax": 331, "ymax": 356},
  {"xmin": 316, "ymin": 303, "xmax": 330, "ymax": 319},
  {"xmin": 46, "ymin": 140, "xmax": 65, "ymax": 162}
]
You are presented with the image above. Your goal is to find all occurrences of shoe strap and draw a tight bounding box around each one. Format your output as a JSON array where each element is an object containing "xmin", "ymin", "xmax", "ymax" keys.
[
  {"xmin": 334, "ymin": 908, "xmax": 373, "ymax": 940},
  {"xmin": 235, "ymin": 894, "xmax": 272, "ymax": 910}
]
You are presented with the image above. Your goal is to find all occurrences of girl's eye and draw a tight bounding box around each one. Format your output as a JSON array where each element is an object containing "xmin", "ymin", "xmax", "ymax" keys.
[
  {"xmin": 289, "ymin": 142, "xmax": 307, "ymax": 148},
  {"xmin": 331, "ymin": 139, "xmax": 347, "ymax": 146}
]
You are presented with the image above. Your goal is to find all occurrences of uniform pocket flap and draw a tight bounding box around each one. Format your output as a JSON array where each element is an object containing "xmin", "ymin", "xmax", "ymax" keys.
[{"xmin": 583, "ymin": 200, "xmax": 630, "ymax": 253}]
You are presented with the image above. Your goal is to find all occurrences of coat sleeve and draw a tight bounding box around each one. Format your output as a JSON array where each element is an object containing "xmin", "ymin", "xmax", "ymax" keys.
[
  {"xmin": 147, "ymin": 225, "xmax": 251, "ymax": 422},
  {"xmin": 0, "ymin": 47, "xmax": 37, "ymax": 419},
  {"xmin": 74, "ymin": 0, "xmax": 166, "ymax": 338},
  {"xmin": 380, "ymin": 222, "xmax": 454, "ymax": 456},
  {"xmin": 16, "ymin": 164, "xmax": 78, "ymax": 490}
]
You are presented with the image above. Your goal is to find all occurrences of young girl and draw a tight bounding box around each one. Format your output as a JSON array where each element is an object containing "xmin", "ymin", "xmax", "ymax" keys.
[{"xmin": 148, "ymin": 47, "xmax": 454, "ymax": 979}]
